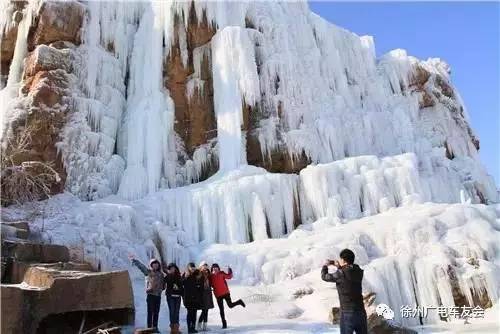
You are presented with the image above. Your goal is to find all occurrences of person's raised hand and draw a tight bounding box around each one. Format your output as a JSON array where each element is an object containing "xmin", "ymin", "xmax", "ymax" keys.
[{"xmin": 128, "ymin": 254, "xmax": 135, "ymax": 261}]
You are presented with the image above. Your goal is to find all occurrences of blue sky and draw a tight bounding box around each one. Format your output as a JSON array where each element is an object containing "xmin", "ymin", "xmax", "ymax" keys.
[{"xmin": 309, "ymin": 1, "xmax": 499, "ymax": 185}]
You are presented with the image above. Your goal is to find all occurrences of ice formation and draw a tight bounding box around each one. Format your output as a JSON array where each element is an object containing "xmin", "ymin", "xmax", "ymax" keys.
[
  {"xmin": 0, "ymin": 0, "xmax": 39, "ymax": 136},
  {"xmin": 4, "ymin": 194, "xmax": 499, "ymax": 327},
  {"xmin": 1, "ymin": 0, "xmax": 499, "ymax": 329},
  {"xmin": 3, "ymin": 0, "xmax": 494, "ymax": 201},
  {"xmin": 211, "ymin": 26, "xmax": 259, "ymax": 171}
]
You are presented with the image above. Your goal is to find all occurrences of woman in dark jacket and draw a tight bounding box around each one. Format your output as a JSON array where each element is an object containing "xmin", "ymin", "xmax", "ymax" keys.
[
  {"xmin": 164, "ymin": 263, "xmax": 183, "ymax": 334},
  {"xmin": 182, "ymin": 262, "xmax": 203, "ymax": 333},
  {"xmin": 197, "ymin": 261, "xmax": 214, "ymax": 331}
]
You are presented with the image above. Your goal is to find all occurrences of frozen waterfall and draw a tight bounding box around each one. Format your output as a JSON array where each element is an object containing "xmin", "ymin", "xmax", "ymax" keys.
[{"xmin": 211, "ymin": 26, "xmax": 260, "ymax": 171}]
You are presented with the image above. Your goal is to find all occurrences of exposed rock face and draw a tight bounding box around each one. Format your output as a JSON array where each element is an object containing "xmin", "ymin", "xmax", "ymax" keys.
[
  {"xmin": 447, "ymin": 263, "xmax": 492, "ymax": 310},
  {"xmin": 164, "ymin": 6, "xmax": 307, "ymax": 180},
  {"xmin": 23, "ymin": 44, "xmax": 73, "ymax": 77},
  {"xmin": 1, "ymin": 1, "xmax": 84, "ymax": 205},
  {"xmin": 405, "ymin": 62, "xmax": 480, "ymax": 153},
  {"xmin": 246, "ymin": 136, "xmax": 311, "ymax": 174},
  {"xmin": 27, "ymin": 1, "xmax": 85, "ymax": 51},
  {"xmin": 4, "ymin": 49, "xmax": 72, "ymax": 198},
  {"xmin": 164, "ymin": 11, "xmax": 218, "ymax": 181}
]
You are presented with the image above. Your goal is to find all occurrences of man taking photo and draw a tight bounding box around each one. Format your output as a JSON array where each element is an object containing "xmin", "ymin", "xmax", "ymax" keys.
[{"xmin": 321, "ymin": 248, "xmax": 367, "ymax": 334}]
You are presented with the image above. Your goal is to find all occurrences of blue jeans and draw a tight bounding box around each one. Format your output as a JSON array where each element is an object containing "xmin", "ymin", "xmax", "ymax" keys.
[
  {"xmin": 167, "ymin": 295, "xmax": 181, "ymax": 325},
  {"xmin": 340, "ymin": 310, "xmax": 367, "ymax": 334}
]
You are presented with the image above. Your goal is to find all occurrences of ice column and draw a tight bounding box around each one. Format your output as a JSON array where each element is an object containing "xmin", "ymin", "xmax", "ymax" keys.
[
  {"xmin": 118, "ymin": 3, "xmax": 175, "ymax": 200},
  {"xmin": 211, "ymin": 27, "xmax": 260, "ymax": 171}
]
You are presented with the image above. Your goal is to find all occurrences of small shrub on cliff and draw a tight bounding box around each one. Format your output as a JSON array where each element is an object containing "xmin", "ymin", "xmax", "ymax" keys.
[{"xmin": 1, "ymin": 122, "xmax": 60, "ymax": 206}]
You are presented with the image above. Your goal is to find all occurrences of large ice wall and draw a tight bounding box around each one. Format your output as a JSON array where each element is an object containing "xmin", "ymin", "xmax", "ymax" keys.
[
  {"xmin": 20, "ymin": 153, "xmax": 491, "ymax": 266},
  {"xmin": 3, "ymin": 0, "xmax": 495, "ymax": 202}
]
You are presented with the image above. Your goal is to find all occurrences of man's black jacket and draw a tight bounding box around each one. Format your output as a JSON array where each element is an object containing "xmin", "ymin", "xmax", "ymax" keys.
[{"xmin": 321, "ymin": 264, "xmax": 365, "ymax": 312}]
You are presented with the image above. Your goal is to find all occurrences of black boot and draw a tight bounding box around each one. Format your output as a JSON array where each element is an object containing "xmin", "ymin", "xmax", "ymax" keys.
[
  {"xmin": 189, "ymin": 322, "xmax": 198, "ymax": 334},
  {"xmin": 222, "ymin": 319, "xmax": 227, "ymax": 329},
  {"xmin": 239, "ymin": 300, "xmax": 246, "ymax": 308}
]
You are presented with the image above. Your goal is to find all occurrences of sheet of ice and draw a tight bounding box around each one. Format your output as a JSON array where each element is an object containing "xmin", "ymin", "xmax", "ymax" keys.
[
  {"xmin": 56, "ymin": 2, "xmax": 142, "ymax": 200},
  {"xmin": 118, "ymin": 2, "xmax": 177, "ymax": 200},
  {"xmin": 148, "ymin": 166, "xmax": 298, "ymax": 249},
  {"xmin": 0, "ymin": 0, "xmax": 39, "ymax": 137},
  {"xmin": 299, "ymin": 152, "xmax": 498, "ymax": 223}
]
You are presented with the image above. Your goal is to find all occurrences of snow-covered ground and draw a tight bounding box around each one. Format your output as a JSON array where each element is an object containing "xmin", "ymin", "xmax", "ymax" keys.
[{"xmin": 4, "ymin": 191, "xmax": 499, "ymax": 333}]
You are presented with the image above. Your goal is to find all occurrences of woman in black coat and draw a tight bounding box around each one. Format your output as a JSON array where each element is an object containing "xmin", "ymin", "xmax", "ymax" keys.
[
  {"xmin": 164, "ymin": 263, "xmax": 183, "ymax": 334},
  {"xmin": 182, "ymin": 262, "xmax": 203, "ymax": 333},
  {"xmin": 197, "ymin": 262, "xmax": 214, "ymax": 331}
]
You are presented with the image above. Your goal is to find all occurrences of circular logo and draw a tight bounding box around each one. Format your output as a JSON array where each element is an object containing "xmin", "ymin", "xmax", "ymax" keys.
[{"xmin": 376, "ymin": 303, "xmax": 395, "ymax": 320}]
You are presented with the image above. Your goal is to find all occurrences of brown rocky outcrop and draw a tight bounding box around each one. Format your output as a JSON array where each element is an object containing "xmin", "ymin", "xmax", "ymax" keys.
[
  {"xmin": 27, "ymin": 0, "xmax": 85, "ymax": 51},
  {"xmin": 247, "ymin": 137, "xmax": 311, "ymax": 174},
  {"xmin": 408, "ymin": 65, "xmax": 436, "ymax": 109},
  {"xmin": 2, "ymin": 0, "xmax": 83, "ymax": 204},
  {"xmin": 164, "ymin": 37, "xmax": 216, "ymax": 155},
  {"xmin": 447, "ymin": 263, "xmax": 492, "ymax": 310},
  {"xmin": 244, "ymin": 103, "xmax": 311, "ymax": 174},
  {"xmin": 23, "ymin": 44, "xmax": 73, "ymax": 77},
  {"xmin": 164, "ymin": 9, "xmax": 218, "ymax": 179},
  {"xmin": 23, "ymin": 69, "xmax": 70, "ymax": 107},
  {"xmin": 3, "ymin": 60, "xmax": 70, "ymax": 200},
  {"xmin": 406, "ymin": 62, "xmax": 480, "ymax": 155},
  {"xmin": 164, "ymin": 6, "xmax": 309, "ymax": 179}
]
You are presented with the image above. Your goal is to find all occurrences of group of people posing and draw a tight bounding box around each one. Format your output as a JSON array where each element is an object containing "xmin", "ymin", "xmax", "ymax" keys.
[{"xmin": 129, "ymin": 255, "xmax": 246, "ymax": 334}]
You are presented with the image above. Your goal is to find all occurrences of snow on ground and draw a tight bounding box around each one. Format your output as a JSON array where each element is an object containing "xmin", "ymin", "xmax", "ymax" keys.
[{"xmin": 3, "ymin": 191, "xmax": 499, "ymax": 332}]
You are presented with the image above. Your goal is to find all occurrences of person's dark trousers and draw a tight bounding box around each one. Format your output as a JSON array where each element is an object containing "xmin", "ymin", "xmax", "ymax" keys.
[
  {"xmin": 216, "ymin": 293, "xmax": 244, "ymax": 326},
  {"xmin": 340, "ymin": 310, "xmax": 368, "ymax": 334},
  {"xmin": 146, "ymin": 294, "xmax": 162, "ymax": 328},
  {"xmin": 199, "ymin": 309, "xmax": 209, "ymax": 322},
  {"xmin": 167, "ymin": 295, "xmax": 181, "ymax": 326},
  {"xmin": 186, "ymin": 308, "xmax": 198, "ymax": 332}
]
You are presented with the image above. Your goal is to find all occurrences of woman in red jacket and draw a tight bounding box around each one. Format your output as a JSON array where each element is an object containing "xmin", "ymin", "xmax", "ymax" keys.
[{"xmin": 210, "ymin": 263, "xmax": 246, "ymax": 329}]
